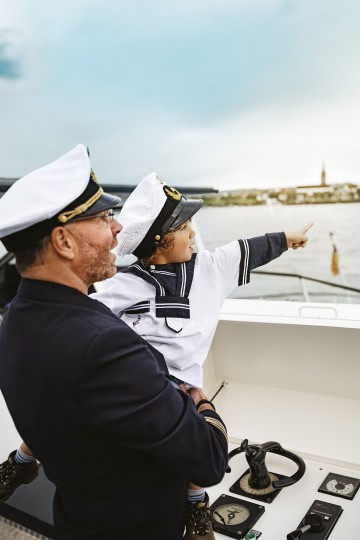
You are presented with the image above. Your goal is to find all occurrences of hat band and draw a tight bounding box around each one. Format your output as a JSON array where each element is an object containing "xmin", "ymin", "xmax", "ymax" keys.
[
  {"xmin": 58, "ymin": 186, "xmax": 104, "ymax": 223},
  {"xmin": 134, "ymin": 197, "xmax": 179, "ymax": 258},
  {"xmin": 2, "ymin": 176, "xmax": 105, "ymax": 252},
  {"xmin": 2, "ymin": 215, "xmax": 64, "ymax": 252}
]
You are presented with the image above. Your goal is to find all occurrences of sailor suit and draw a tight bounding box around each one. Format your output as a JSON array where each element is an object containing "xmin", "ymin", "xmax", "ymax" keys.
[{"xmin": 92, "ymin": 233, "xmax": 287, "ymax": 388}]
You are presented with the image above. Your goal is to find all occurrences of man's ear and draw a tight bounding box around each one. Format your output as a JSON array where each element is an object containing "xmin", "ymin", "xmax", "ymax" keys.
[{"xmin": 50, "ymin": 226, "xmax": 76, "ymax": 260}]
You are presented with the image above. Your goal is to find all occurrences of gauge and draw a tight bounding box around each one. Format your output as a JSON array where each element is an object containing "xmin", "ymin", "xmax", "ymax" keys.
[
  {"xmin": 210, "ymin": 494, "xmax": 265, "ymax": 539},
  {"xmin": 318, "ymin": 473, "xmax": 360, "ymax": 500},
  {"xmin": 213, "ymin": 502, "xmax": 250, "ymax": 525},
  {"xmin": 326, "ymin": 479, "xmax": 354, "ymax": 495}
]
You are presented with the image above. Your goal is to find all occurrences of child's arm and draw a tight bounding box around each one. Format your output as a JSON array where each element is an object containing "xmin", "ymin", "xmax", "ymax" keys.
[
  {"xmin": 199, "ymin": 223, "xmax": 313, "ymax": 299},
  {"xmin": 247, "ymin": 222, "xmax": 313, "ymax": 271}
]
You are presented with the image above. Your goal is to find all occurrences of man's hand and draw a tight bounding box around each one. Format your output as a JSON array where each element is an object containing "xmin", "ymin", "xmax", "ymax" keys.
[
  {"xmin": 187, "ymin": 387, "xmax": 215, "ymax": 413},
  {"xmin": 285, "ymin": 223, "xmax": 313, "ymax": 249}
]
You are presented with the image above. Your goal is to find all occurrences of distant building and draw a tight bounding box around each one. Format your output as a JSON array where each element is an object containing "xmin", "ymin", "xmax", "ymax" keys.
[
  {"xmin": 321, "ymin": 165, "xmax": 327, "ymax": 187},
  {"xmin": 289, "ymin": 165, "xmax": 359, "ymax": 204},
  {"xmin": 189, "ymin": 165, "xmax": 359, "ymax": 206},
  {"xmin": 297, "ymin": 164, "xmax": 329, "ymax": 190}
]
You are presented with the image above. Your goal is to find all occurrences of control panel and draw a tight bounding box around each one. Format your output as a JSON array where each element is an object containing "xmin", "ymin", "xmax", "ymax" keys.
[
  {"xmin": 287, "ymin": 500, "xmax": 342, "ymax": 540},
  {"xmin": 207, "ymin": 446, "xmax": 360, "ymax": 540}
]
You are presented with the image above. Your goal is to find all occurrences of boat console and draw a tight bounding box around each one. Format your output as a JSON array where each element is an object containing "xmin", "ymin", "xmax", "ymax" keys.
[{"xmin": 204, "ymin": 299, "xmax": 360, "ymax": 539}]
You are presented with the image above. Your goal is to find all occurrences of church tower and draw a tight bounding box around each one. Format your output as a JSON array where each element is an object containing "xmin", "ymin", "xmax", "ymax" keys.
[{"xmin": 321, "ymin": 164, "xmax": 326, "ymax": 187}]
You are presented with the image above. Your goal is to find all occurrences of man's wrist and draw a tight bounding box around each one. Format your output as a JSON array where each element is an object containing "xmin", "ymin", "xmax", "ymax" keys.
[{"xmin": 196, "ymin": 399, "xmax": 216, "ymax": 413}]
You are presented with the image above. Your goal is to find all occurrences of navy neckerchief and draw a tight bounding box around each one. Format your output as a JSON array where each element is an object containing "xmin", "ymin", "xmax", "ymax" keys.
[{"xmin": 121, "ymin": 254, "xmax": 197, "ymax": 333}]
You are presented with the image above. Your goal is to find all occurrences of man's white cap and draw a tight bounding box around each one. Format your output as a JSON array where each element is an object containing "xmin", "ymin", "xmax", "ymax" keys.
[
  {"xmin": 117, "ymin": 172, "xmax": 203, "ymax": 258},
  {"xmin": 0, "ymin": 144, "xmax": 121, "ymax": 252}
]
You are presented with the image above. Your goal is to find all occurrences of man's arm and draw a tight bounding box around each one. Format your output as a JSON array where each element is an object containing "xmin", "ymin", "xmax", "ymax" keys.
[{"xmin": 80, "ymin": 324, "xmax": 228, "ymax": 487}]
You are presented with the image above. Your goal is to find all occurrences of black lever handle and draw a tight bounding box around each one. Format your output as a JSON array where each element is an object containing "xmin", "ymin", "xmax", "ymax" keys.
[
  {"xmin": 226, "ymin": 438, "xmax": 248, "ymax": 473},
  {"xmin": 287, "ymin": 524, "xmax": 311, "ymax": 540},
  {"xmin": 269, "ymin": 445, "xmax": 306, "ymax": 488},
  {"xmin": 226, "ymin": 439, "xmax": 306, "ymax": 489},
  {"xmin": 286, "ymin": 525, "xmax": 311, "ymax": 540},
  {"xmin": 287, "ymin": 513, "xmax": 324, "ymax": 539}
]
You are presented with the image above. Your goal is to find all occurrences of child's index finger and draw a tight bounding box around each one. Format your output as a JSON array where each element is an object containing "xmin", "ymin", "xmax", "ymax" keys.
[{"xmin": 301, "ymin": 222, "xmax": 313, "ymax": 234}]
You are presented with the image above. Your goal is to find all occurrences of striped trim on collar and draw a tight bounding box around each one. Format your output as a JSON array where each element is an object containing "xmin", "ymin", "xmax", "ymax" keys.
[
  {"xmin": 123, "ymin": 300, "xmax": 150, "ymax": 315},
  {"xmin": 155, "ymin": 297, "xmax": 190, "ymax": 318},
  {"xmin": 121, "ymin": 255, "xmax": 197, "ymax": 323}
]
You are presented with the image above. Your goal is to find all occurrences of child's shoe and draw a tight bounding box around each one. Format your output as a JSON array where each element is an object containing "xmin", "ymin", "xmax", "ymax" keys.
[
  {"xmin": 184, "ymin": 492, "xmax": 215, "ymax": 539},
  {"xmin": 0, "ymin": 450, "xmax": 39, "ymax": 502}
]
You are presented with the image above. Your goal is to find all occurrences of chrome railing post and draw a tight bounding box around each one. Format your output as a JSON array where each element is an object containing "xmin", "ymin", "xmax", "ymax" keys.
[{"xmin": 300, "ymin": 277, "xmax": 310, "ymax": 302}]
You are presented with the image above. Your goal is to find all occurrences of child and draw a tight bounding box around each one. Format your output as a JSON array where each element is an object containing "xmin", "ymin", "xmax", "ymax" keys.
[
  {"xmin": 92, "ymin": 172, "xmax": 312, "ymax": 539},
  {"xmin": 1, "ymin": 172, "xmax": 312, "ymax": 539}
]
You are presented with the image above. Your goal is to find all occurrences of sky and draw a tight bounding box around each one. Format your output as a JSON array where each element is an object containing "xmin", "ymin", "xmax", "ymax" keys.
[{"xmin": 1, "ymin": 0, "xmax": 360, "ymax": 190}]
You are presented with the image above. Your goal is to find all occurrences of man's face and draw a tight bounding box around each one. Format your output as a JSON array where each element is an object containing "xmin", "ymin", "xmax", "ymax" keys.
[{"xmin": 67, "ymin": 211, "xmax": 122, "ymax": 285}]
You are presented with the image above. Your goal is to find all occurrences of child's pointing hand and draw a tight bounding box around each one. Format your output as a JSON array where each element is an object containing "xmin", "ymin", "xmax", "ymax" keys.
[{"xmin": 285, "ymin": 223, "xmax": 313, "ymax": 250}]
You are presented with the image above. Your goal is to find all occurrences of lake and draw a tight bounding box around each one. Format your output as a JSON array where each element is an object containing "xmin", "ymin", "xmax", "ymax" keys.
[{"xmin": 195, "ymin": 202, "xmax": 360, "ymax": 303}]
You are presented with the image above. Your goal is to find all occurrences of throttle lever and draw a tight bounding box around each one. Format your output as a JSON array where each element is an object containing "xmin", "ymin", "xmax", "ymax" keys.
[
  {"xmin": 287, "ymin": 513, "xmax": 324, "ymax": 539},
  {"xmin": 287, "ymin": 524, "xmax": 312, "ymax": 540}
]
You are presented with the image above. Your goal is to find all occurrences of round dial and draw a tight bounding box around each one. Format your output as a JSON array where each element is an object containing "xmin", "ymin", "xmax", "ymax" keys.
[
  {"xmin": 327, "ymin": 479, "xmax": 354, "ymax": 495},
  {"xmin": 239, "ymin": 472, "xmax": 278, "ymax": 495},
  {"xmin": 213, "ymin": 503, "xmax": 250, "ymax": 525}
]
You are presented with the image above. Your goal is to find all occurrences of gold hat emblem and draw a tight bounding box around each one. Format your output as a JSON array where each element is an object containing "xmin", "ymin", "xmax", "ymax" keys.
[
  {"xmin": 90, "ymin": 169, "xmax": 98, "ymax": 184},
  {"xmin": 164, "ymin": 185, "xmax": 182, "ymax": 201}
]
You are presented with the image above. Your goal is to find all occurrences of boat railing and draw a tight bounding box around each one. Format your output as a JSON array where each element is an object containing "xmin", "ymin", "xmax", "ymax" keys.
[{"xmin": 251, "ymin": 269, "xmax": 360, "ymax": 303}]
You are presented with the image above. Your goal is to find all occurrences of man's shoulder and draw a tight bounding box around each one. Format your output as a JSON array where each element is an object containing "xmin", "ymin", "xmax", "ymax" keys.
[{"xmin": 73, "ymin": 298, "xmax": 131, "ymax": 332}]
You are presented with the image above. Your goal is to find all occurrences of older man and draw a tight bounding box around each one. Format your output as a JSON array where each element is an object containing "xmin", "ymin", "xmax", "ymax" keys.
[{"xmin": 0, "ymin": 144, "xmax": 228, "ymax": 540}]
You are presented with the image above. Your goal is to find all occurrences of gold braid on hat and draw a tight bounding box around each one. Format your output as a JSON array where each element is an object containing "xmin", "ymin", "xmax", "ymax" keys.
[{"xmin": 57, "ymin": 170, "xmax": 103, "ymax": 223}]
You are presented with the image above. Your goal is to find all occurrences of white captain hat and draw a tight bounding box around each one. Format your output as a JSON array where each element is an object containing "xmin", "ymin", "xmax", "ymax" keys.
[
  {"xmin": 117, "ymin": 172, "xmax": 203, "ymax": 258},
  {"xmin": 0, "ymin": 144, "xmax": 121, "ymax": 252}
]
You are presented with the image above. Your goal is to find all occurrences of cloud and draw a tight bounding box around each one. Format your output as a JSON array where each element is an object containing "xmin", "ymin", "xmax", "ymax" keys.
[
  {"xmin": 1, "ymin": 0, "xmax": 360, "ymax": 188},
  {"xmin": 0, "ymin": 32, "xmax": 21, "ymax": 79}
]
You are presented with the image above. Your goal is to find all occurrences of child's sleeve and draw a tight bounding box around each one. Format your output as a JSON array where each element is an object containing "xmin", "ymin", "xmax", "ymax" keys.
[
  {"xmin": 247, "ymin": 232, "xmax": 288, "ymax": 270},
  {"xmin": 205, "ymin": 232, "xmax": 288, "ymax": 299},
  {"xmin": 202, "ymin": 240, "xmax": 248, "ymax": 298}
]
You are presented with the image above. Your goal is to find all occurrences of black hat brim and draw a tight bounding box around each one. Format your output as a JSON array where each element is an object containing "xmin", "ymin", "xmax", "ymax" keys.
[
  {"xmin": 165, "ymin": 198, "xmax": 203, "ymax": 232},
  {"xmin": 78, "ymin": 191, "xmax": 121, "ymax": 218},
  {"xmin": 133, "ymin": 197, "xmax": 203, "ymax": 259}
]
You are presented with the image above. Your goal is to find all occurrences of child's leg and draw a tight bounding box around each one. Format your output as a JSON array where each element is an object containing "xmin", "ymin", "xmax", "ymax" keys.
[
  {"xmin": 21, "ymin": 442, "xmax": 34, "ymax": 455},
  {"xmin": 184, "ymin": 481, "xmax": 214, "ymax": 540},
  {"xmin": 187, "ymin": 481, "xmax": 206, "ymax": 503},
  {"xmin": 14, "ymin": 441, "xmax": 36, "ymax": 464},
  {"xmin": 0, "ymin": 442, "xmax": 38, "ymax": 502},
  {"xmin": 170, "ymin": 382, "xmax": 214, "ymax": 538}
]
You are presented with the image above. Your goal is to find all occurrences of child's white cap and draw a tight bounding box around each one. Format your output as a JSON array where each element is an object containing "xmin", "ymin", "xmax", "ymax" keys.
[
  {"xmin": 0, "ymin": 144, "xmax": 121, "ymax": 252},
  {"xmin": 117, "ymin": 172, "xmax": 203, "ymax": 258}
]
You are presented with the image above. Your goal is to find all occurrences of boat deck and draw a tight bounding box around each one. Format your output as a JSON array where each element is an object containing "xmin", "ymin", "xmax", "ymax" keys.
[{"xmin": 0, "ymin": 518, "xmax": 50, "ymax": 540}]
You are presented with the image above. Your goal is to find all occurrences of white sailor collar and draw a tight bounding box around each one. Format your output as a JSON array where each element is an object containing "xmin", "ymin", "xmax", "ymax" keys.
[{"xmin": 121, "ymin": 254, "xmax": 197, "ymax": 332}]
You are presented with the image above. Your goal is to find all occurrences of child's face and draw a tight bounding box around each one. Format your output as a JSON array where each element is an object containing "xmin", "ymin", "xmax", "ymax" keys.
[{"xmin": 153, "ymin": 220, "xmax": 196, "ymax": 264}]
